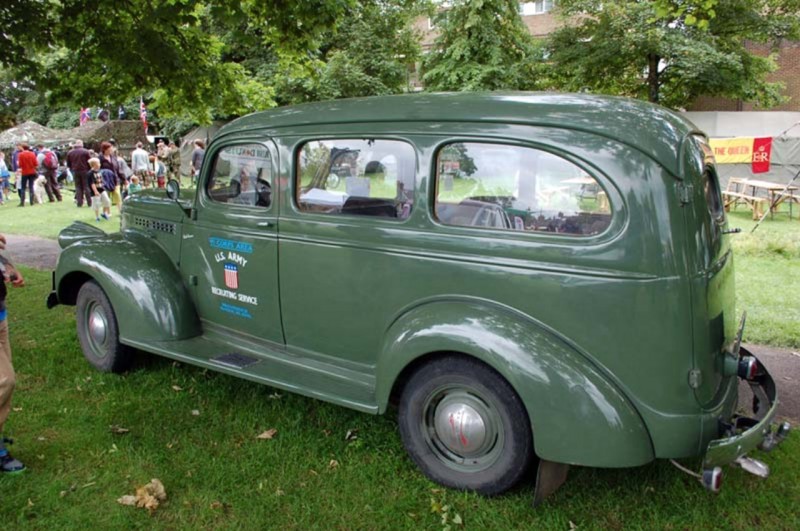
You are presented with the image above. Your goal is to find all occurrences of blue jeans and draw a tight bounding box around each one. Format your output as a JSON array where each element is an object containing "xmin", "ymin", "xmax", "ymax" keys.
[{"xmin": 18, "ymin": 174, "xmax": 35, "ymax": 205}]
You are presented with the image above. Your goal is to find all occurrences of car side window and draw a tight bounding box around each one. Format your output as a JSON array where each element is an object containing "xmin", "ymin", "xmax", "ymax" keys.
[
  {"xmin": 207, "ymin": 144, "xmax": 273, "ymax": 209},
  {"xmin": 435, "ymin": 142, "xmax": 612, "ymax": 236},
  {"xmin": 296, "ymin": 139, "xmax": 415, "ymax": 220}
]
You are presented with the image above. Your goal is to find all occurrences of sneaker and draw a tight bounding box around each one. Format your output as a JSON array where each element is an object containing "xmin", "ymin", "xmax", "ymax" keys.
[
  {"xmin": 96, "ymin": 217, "xmax": 100, "ymax": 222},
  {"xmin": 0, "ymin": 452, "xmax": 25, "ymax": 473},
  {"xmin": 0, "ymin": 439, "xmax": 25, "ymax": 474},
  {"xmin": 101, "ymin": 213, "xmax": 109, "ymax": 220}
]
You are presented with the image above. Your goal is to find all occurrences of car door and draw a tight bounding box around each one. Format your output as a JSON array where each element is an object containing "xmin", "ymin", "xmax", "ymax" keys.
[{"xmin": 179, "ymin": 140, "xmax": 283, "ymax": 346}]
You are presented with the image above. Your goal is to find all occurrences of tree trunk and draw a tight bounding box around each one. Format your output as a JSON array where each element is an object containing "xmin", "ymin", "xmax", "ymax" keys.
[{"xmin": 647, "ymin": 53, "xmax": 660, "ymax": 104}]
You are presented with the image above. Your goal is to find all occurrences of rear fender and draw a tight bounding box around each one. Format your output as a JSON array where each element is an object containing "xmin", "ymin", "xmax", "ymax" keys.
[
  {"xmin": 376, "ymin": 300, "xmax": 654, "ymax": 467},
  {"xmin": 54, "ymin": 229, "xmax": 201, "ymax": 342}
]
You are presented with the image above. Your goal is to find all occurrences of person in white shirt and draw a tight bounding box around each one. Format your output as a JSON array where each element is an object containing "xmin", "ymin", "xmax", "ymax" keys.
[{"xmin": 130, "ymin": 142, "xmax": 151, "ymax": 188}]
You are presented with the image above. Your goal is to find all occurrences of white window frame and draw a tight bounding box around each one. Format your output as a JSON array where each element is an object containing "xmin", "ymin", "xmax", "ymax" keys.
[{"xmin": 521, "ymin": 1, "xmax": 555, "ymax": 16}]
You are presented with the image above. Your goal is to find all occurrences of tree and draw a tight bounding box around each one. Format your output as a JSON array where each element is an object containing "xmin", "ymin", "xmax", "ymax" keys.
[
  {"xmin": 422, "ymin": 0, "xmax": 544, "ymax": 91},
  {"xmin": 266, "ymin": 1, "xmax": 426, "ymax": 104},
  {"xmin": 0, "ymin": 1, "xmax": 359, "ymax": 124},
  {"xmin": 546, "ymin": 0, "xmax": 800, "ymax": 109}
]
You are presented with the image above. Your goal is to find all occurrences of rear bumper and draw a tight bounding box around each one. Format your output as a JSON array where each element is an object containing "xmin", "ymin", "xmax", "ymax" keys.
[{"xmin": 702, "ymin": 348, "xmax": 787, "ymax": 468}]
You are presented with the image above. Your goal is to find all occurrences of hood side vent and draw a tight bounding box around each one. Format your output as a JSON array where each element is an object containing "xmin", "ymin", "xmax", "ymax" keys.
[{"xmin": 133, "ymin": 216, "xmax": 176, "ymax": 235}]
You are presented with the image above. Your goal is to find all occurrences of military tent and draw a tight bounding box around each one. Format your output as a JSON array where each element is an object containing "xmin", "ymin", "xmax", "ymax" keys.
[{"xmin": 180, "ymin": 122, "xmax": 226, "ymax": 173}]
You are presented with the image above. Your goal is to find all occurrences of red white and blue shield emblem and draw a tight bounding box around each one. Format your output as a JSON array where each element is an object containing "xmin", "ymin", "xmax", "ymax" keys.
[{"xmin": 224, "ymin": 263, "xmax": 239, "ymax": 289}]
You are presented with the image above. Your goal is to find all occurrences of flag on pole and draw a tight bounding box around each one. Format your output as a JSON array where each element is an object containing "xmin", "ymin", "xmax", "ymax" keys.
[
  {"xmin": 139, "ymin": 97, "xmax": 148, "ymax": 134},
  {"xmin": 79, "ymin": 107, "xmax": 91, "ymax": 125}
]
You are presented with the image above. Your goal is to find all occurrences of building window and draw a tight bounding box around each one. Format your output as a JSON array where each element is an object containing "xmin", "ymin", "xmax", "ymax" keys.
[
  {"xmin": 434, "ymin": 142, "xmax": 611, "ymax": 236},
  {"xmin": 521, "ymin": 1, "xmax": 555, "ymax": 16},
  {"xmin": 297, "ymin": 139, "xmax": 416, "ymax": 220}
]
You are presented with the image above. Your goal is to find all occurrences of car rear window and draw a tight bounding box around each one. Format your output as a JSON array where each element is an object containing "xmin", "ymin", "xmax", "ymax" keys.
[{"xmin": 434, "ymin": 142, "xmax": 612, "ymax": 236}]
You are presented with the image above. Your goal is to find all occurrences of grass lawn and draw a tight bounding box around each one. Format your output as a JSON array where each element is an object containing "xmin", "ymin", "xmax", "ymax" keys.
[
  {"xmin": 726, "ymin": 209, "xmax": 800, "ymax": 348},
  {"xmin": 1, "ymin": 267, "xmax": 799, "ymax": 528}
]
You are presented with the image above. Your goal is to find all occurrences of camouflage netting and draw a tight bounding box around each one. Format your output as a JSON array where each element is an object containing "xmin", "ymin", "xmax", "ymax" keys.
[
  {"xmin": 80, "ymin": 120, "xmax": 149, "ymax": 156},
  {"xmin": 0, "ymin": 120, "xmax": 147, "ymax": 156},
  {"xmin": 0, "ymin": 121, "xmax": 63, "ymax": 149}
]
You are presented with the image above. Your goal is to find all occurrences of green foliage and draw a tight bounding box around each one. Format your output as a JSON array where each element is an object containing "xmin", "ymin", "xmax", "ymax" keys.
[
  {"xmin": 653, "ymin": 0, "xmax": 720, "ymax": 29},
  {"xmin": 157, "ymin": 118, "xmax": 198, "ymax": 144},
  {"xmin": 0, "ymin": 0, "xmax": 52, "ymax": 75},
  {"xmin": 46, "ymin": 109, "xmax": 79, "ymax": 129},
  {"xmin": 422, "ymin": 0, "xmax": 544, "ymax": 91},
  {"xmin": 1, "ymin": 0, "xmax": 362, "ymax": 126},
  {"xmin": 547, "ymin": 0, "xmax": 800, "ymax": 108},
  {"xmin": 270, "ymin": 1, "xmax": 426, "ymax": 104}
]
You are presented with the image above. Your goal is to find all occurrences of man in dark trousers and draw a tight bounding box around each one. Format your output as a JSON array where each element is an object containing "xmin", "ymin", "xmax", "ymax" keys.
[
  {"xmin": 16, "ymin": 144, "xmax": 37, "ymax": 207},
  {"xmin": 66, "ymin": 140, "xmax": 92, "ymax": 207},
  {"xmin": 0, "ymin": 234, "xmax": 25, "ymax": 473},
  {"xmin": 39, "ymin": 146, "xmax": 62, "ymax": 202}
]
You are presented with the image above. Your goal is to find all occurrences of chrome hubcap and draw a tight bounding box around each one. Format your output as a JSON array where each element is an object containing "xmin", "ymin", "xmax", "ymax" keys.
[
  {"xmin": 434, "ymin": 401, "xmax": 488, "ymax": 456},
  {"xmin": 88, "ymin": 306, "xmax": 108, "ymax": 347},
  {"xmin": 422, "ymin": 387, "xmax": 503, "ymax": 472}
]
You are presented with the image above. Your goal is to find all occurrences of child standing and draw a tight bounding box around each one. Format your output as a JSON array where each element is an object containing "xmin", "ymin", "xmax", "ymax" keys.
[
  {"xmin": 0, "ymin": 152, "xmax": 9, "ymax": 205},
  {"xmin": 87, "ymin": 158, "xmax": 111, "ymax": 221}
]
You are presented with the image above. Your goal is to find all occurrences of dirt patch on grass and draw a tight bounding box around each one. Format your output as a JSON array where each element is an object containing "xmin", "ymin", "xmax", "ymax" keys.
[{"xmin": 3, "ymin": 234, "xmax": 60, "ymax": 270}]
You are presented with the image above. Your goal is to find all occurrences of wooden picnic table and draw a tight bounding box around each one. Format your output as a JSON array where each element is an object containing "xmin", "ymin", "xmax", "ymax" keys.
[
  {"xmin": 722, "ymin": 178, "xmax": 798, "ymax": 220},
  {"xmin": 742, "ymin": 179, "xmax": 798, "ymax": 219}
]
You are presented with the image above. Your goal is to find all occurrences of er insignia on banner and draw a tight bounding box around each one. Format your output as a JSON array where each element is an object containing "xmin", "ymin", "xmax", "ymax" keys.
[{"xmin": 224, "ymin": 263, "xmax": 239, "ymax": 289}]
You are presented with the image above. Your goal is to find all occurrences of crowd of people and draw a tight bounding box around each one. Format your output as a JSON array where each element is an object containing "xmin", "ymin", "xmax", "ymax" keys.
[{"xmin": 0, "ymin": 138, "xmax": 206, "ymax": 222}]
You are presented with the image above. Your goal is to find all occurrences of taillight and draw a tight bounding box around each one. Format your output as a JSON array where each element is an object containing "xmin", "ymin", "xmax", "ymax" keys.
[
  {"xmin": 738, "ymin": 356, "xmax": 758, "ymax": 380},
  {"xmin": 702, "ymin": 467, "xmax": 723, "ymax": 493}
]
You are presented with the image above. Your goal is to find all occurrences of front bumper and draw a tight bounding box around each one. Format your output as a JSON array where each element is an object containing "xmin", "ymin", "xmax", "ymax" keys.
[{"xmin": 703, "ymin": 347, "xmax": 788, "ymax": 468}]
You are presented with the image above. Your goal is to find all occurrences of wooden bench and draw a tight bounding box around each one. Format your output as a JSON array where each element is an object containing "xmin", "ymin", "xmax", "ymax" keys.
[{"xmin": 722, "ymin": 191, "xmax": 768, "ymax": 220}]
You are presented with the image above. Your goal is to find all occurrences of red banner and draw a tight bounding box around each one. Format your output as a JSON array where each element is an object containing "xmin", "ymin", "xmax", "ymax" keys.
[{"xmin": 751, "ymin": 137, "xmax": 772, "ymax": 174}]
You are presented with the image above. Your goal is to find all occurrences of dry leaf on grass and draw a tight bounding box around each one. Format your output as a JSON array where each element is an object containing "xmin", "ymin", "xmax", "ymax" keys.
[
  {"xmin": 345, "ymin": 429, "xmax": 358, "ymax": 441},
  {"xmin": 191, "ymin": 409, "xmax": 200, "ymax": 416},
  {"xmin": 328, "ymin": 459, "xmax": 339, "ymax": 469},
  {"xmin": 256, "ymin": 429, "xmax": 278, "ymax": 440},
  {"xmin": 172, "ymin": 385, "xmax": 184, "ymax": 392},
  {"xmin": 117, "ymin": 479, "xmax": 167, "ymax": 514},
  {"xmin": 117, "ymin": 495, "xmax": 137, "ymax": 506},
  {"xmin": 110, "ymin": 425, "xmax": 130, "ymax": 435}
]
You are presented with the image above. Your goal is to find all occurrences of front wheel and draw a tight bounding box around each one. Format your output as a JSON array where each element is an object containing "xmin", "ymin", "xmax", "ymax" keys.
[
  {"xmin": 398, "ymin": 355, "xmax": 534, "ymax": 496},
  {"xmin": 75, "ymin": 280, "xmax": 133, "ymax": 373}
]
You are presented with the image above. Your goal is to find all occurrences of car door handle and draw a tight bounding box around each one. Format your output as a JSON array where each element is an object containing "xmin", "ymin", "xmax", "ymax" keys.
[{"xmin": 257, "ymin": 221, "xmax": 272, "ymax": 227}]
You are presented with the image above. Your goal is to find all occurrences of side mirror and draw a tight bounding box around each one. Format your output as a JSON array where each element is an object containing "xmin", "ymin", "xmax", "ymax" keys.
[{"xmin": 166, "ymin": 179, "xmax": 180, "ymax": 200}]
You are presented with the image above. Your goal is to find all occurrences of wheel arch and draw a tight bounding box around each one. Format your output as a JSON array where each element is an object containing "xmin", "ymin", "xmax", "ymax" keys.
[
  {"xmin": 55, "ymin": 233, "xmax": 201, "ymax": 343},
  {"xmin": 376, "ymin": 299, "xmax": 655, "ymax": 468}
]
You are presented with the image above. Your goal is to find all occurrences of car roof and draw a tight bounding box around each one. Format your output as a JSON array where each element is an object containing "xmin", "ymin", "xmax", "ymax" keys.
[{"xmin": 217, "ymin": 92, "xmax": 701, "ymax": 177}]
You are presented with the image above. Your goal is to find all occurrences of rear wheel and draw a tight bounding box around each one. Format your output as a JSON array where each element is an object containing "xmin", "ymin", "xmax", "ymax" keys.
[
  {"xmin": 398, "ymin": 355, "xmax": 534, "ymax": 495},
  {"xmin": 75, "ymin": 281, "xmax": 133, "ymax": 373}
]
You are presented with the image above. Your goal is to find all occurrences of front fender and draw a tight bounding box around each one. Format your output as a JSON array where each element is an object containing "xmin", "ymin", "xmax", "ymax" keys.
[
  {"xmin": 376, "ymin": 299, "xmax": 654, "ymax": 468},
  {"xmin": 54, "ymin": 229, "xmax": 201, "ymax": 342}
]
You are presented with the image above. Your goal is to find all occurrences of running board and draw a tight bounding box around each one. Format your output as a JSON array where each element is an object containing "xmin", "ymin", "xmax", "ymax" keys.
[
  {"xmin": 211, "ymin": 352, "xmax": 260, "ymax": 369},
  {"xmin": 122, "ymin": 335, "xmax": 378, "ymax": 414}
]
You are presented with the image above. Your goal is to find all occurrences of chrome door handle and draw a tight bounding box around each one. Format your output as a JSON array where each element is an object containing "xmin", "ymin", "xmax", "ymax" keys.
[{"xmin": 257, "ymin": 221, "xmax": 272, "ymax": 227}]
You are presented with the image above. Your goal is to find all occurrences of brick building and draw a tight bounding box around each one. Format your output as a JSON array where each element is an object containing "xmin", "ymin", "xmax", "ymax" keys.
[
  {"xmin": 690, "ymin": 41, "xmax": 800, "ymax": 112},
  {"xmin": 411, "ymin": 2, "xmax": 799, "ymax": 111}
]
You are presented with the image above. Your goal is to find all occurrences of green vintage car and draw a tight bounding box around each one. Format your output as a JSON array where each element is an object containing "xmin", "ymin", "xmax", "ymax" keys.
[{"xmin": 48, "ymin": 93, "xmax": 789, "ymax": 504}]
